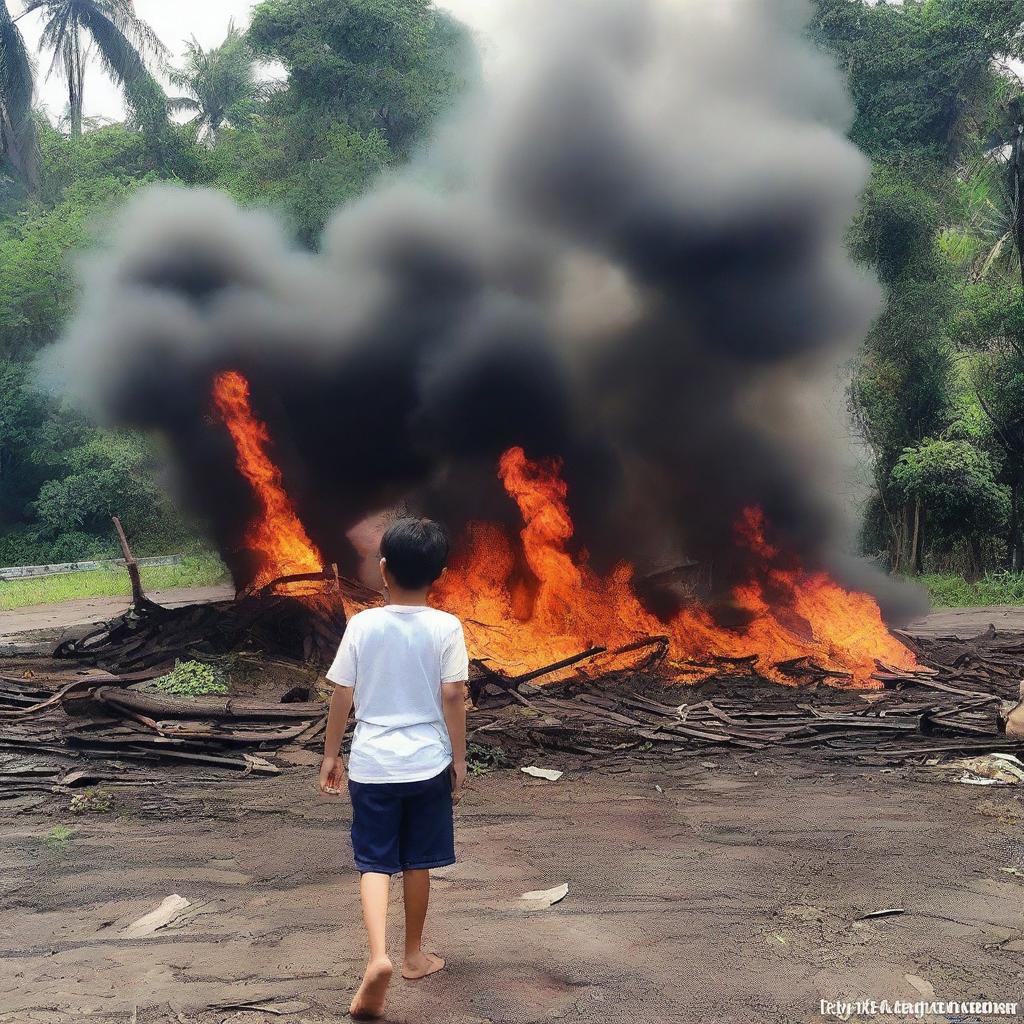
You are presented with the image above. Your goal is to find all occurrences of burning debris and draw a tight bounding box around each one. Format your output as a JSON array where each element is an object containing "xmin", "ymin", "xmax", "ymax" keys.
[
  {"xmin": 202, "ymin": 363, "xmax": 916, "ymax": 688},
  {"xmin": 210, "ymin": 370, "xmax": 325, "ymax": 593},
  {"xmin": 58, "ymin": 363, "xmax": 918, "ymax": 688},
  {"xmin": 2, "ymin": 621, "xmax": 1023, "ymax": 791},
  {"xmin": 433, "ymin": 446, "xmax": 918, "ymax": 688}
]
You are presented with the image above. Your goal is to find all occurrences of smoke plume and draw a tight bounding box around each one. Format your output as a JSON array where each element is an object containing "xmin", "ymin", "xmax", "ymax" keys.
[{"xmin": 44, "ymin": 0, "xmax": 926, "ymax": 620}]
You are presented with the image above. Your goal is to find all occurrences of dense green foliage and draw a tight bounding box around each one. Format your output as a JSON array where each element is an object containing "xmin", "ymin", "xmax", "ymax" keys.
[
  {"xmin": 0, "ymin": 0, "xmax": 469, "ymax": 571},
  {"xmin": 812, "ymin": 0, "xmax": 1024, "ymax": 578}
]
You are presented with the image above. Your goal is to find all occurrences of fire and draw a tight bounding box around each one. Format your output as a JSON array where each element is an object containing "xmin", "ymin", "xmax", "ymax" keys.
[
  {"xmin": 211, "ymin": 370, "xmax": 323, "ymax": 589},
  {"xmin": 433, "ymin": 447, "xmax": 917, "ymax": 687},
  {"xmin": 209, "ymin": 368, "xmax": 915, "ymax": 689}
]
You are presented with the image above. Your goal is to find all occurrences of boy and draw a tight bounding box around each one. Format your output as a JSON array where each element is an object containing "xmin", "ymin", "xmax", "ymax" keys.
[{"xmin": 319, "ymin": 517, "xmax": 468, "ymax": 1020}]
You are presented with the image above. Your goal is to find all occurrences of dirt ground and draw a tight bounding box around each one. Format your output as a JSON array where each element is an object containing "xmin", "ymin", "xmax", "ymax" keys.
[
  {"xmin": 3, "ymin": 598, "xmax": 1024, "ymax": 1023},
  {"xmin": 2, "ymin": 752, "xmax": 1023, "ymax": 1024}
]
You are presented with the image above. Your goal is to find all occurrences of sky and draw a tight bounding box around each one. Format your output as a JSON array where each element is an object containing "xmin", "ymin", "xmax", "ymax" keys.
[{"xmin": 15, "ymin": 0, "xmax": 497, "ymax": 123}]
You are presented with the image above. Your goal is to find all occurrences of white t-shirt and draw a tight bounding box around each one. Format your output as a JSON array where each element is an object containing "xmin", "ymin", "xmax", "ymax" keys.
[{"xmin": 326, "ymin": 605, "xmax": 469, "ymax": 784}]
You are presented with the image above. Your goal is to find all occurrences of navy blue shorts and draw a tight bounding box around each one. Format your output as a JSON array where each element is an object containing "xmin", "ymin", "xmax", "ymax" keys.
[{"xmin": 348, "ymin": 767, "xmax": 456, "ymax": 875}]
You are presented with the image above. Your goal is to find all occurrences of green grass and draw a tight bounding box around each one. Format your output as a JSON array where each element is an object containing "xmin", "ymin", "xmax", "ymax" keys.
[
  {"xmin": 918, "ymin": 571, "xmax": 1024, "ymax": 608},
  {"xmin": 0, "ymin": 553, "xmax": 230, "ymax": 611}
]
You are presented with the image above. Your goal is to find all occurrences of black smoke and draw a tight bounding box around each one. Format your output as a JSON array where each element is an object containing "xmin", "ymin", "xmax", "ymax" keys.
[{"xmin": 43, "ymin": 0, "xmax": 926, "ymax": 621}]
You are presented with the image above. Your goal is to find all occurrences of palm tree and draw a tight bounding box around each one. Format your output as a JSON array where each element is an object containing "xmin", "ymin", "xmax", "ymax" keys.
[
  {"xmin": 0, "ymin": 0, "xmax": 38, "ymax": 185},
  {"xmin": 19, "ymin": 0, "xmax": 167, "ymax": 137},
  {"xmin": 167, "ymin": 22, "xmax": 265, "ymax": 144}
]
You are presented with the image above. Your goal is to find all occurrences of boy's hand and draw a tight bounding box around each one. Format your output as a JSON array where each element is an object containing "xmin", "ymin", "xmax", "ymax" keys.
[
  {"xmin": 319, "ymin": 756, "xmax": 346, "ymax": 796},
  {"xmin": 451, "ymin": 760, "xmax": 467, "ymax": 805}
]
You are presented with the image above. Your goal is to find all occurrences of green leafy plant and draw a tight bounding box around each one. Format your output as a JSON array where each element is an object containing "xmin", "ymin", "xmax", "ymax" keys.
[
  {"xmin": 69, "ymin": 788, "xmax": 113, "ymax": 814},
  {"xmin": 44, "ymin": 824, "xmax": 74, "ymax": 845},
  {"xmin": 147, "ymin": 659, "xmax": 229, "ymax": 697},
  {"xmin": 467, "ymin": 742, "xmax": 511, "ymax": 776}
]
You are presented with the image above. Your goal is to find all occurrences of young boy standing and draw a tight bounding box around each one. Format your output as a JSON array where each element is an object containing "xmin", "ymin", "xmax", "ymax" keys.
[{"xmin": 319, "ymin": 517, "xmax": 468, "ymax": 1020}]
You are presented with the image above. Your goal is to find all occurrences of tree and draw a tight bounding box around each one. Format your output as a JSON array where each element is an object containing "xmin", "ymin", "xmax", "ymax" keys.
[
  {"xmin": 19, "ymin": 0, "xmax": 167, "ymax": 137},
  {"xmin": 0, "ymin": 171, "xmax": 153, "ymax": 358},
  {"xmin": 167, "ymin": 22, "xmax": 268, "ymax": 145},
  {"xmin": 0, "ymin": 360, "xmax": 46, "ymax": 527},
  {"xmin": 847, "ymin": 167, "xmax": 954, "ymax": 571},
  {"xmin": 810, "ymin": 0, "xmax": 1022, "ymax": 165},
  {"xmin": 954, "ymin": 281, "xmax": 1024, "ymax": 565},
  {"xmin": 0, "ymin": 1, "xmax": 38, "ymax": 186},
  {"xmin": 812, "ymin": 0, "xmax": 1024, "ymax": 574},
  {"xmin": 891, "ymin": 437, "xmax": 1009, "ymax": 575},
  {"xmin": 202, "ymin": 112, "xmax": 389, "ymax": 244},
  {"xmin": 248, "ymin": 0, "xmax": 473, "ymax": 154}
]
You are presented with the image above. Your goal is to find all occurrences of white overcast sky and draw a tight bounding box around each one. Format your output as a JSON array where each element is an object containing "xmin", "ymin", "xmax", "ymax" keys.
[{"xmin": 15, "ymin": 0, "xmax": 496, "ymax": 123}]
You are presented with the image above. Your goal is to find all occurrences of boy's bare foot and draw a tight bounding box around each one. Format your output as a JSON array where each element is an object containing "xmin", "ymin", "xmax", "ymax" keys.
[
  {"xmin": 349, "ymin": 956, "xmax": 393, "ymax": 1019},
  {"xmin": 402, "ymin": 951, "xmax": 445, "ymax": 980}
]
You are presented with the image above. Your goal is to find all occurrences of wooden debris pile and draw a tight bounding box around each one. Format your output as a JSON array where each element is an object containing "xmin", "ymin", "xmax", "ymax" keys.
[
  {"xmin": 0, "ymin": 662, "xmax": 328, "ymax": 783},
  {"xmin": 49, "ymin": 563, "xmax": 384, "ymax": 676},
  {"xmin": 38, "ymin": 515, "xmax": 373, "ymax": 674},
  {"xmin": 53, "ymin": 587, "xmax": 347, "ymax": 673},
  {"xmin": 892, "ymin": 625, "xmax": 1024, "ymax": 700},
  {"xmin": 468, "ymin": 626, "xmax": 1024, "ymax": 764},
  {"xmin": 3, "ymin": 613, "xmax": 1024, "ymax": 802}
]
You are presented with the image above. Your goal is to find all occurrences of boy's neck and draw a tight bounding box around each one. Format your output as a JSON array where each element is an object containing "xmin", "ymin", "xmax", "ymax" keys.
[{"xmin": 386, "ymin": 586, "xmax": 431, "ymax": 607}]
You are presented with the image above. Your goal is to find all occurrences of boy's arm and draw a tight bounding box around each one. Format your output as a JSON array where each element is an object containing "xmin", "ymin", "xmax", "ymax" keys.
[
  {"xmin": 319, "ymin": 684, "xmax": 354, "ymax": 795},
  {"xmin": 441, "ymin": 680, "xmax": 467, "ymax": 803}
]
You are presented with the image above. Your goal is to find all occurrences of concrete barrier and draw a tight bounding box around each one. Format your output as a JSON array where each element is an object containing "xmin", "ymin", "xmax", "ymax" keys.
[{"xmin": 0, "ymin": 554, "xmax": 183, "ymax": 582}]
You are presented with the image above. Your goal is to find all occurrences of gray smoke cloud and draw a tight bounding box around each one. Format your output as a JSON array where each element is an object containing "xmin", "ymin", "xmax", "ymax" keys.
[{"xmin": 44, "ymin": 0, "xmax": 927, "ymax": 621}]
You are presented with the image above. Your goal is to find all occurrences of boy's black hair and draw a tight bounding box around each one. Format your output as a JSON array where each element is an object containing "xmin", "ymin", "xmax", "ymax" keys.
[{"xmin": 380, "ymin": 517, "xmax": 450, "ymax": 590}]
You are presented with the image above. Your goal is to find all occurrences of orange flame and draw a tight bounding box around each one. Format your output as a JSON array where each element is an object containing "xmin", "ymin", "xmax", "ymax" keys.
[
  {"xmin": 211, "ymin": 370, "xmax": 323, "ymax": 588},
  {"xmin": 209, "ymin": 368, "xmax": 914, "ymax": 688},
  {"xmin": 433, "ymin": 447, "xmax": 916, "ymax": 687}
]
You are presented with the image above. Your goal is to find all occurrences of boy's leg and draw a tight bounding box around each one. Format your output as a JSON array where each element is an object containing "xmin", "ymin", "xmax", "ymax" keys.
[
  {"xmin": 350, "ymin": 872, "xmax": 393, "ymax": 1019},
  {"xmin": 348, "ymin": 779, "xmax": 402, "ymax": 1019},
  {"xmin": 398, "ymin": 770, "xmax": 455, "ymax": 980},
  {"xmin": 402, "ymin": 869, "xmax": 445, "ymax": 979}
]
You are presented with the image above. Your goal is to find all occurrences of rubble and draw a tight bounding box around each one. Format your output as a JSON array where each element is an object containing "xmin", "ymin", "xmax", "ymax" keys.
[{"xmin": 2, "ymin": 554, "xmax": 1024, "ymax": 791}]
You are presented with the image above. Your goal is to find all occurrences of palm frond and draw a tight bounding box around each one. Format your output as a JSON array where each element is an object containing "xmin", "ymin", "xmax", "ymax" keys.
[
  {"xmin": 75, "ymin": 3, "xmax": 145, "ymax": 87},
  {"xmin": 103, "ymin": 0, "xmax": 168, "ymax": 61},
  {"xmin": 0, "ymin": 0, "xmax": 39, "ymax": 184},
  {"xmin": 978, "ymin": 231, "xmax": 1012, "ymax": 279},
  {"xmin": 37, "ymin": 5, "xmax": 76, "ymax": 83},
  {"xmin": 0, "ymin": 2, "xmax": 35, "ymax": 116},
  {"xmin": 166, "ymin": 19, "xmax": 266, "ymax": 140},
  {"xmin": 167, "ymin": 95, "xmax": 200, "ymax": 113}
]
